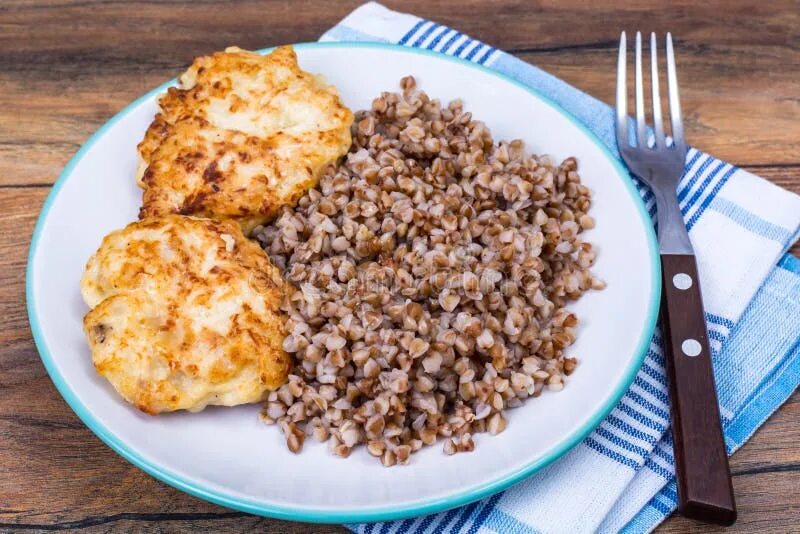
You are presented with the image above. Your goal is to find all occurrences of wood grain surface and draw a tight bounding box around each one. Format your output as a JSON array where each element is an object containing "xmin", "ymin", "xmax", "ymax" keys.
[{"xmin": 1, "ymin": 1, "xmax": 798, "ymax": 532}]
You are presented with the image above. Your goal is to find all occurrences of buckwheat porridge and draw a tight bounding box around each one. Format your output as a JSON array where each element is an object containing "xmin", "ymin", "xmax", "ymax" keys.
[{"xmin": 255, "ymin": 76, "xmax": 603, "ymax": 466}]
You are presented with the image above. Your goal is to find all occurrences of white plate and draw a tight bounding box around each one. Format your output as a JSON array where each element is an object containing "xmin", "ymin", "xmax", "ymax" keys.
[{"xmin": 26, "ymin": 42, "xmax": 660, "ymax": 523}]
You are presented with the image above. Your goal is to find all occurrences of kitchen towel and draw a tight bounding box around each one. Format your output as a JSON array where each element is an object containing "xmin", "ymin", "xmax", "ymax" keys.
[{"xmin": 321, "ymin": 3, "xmax": 800, "ymax": 532}]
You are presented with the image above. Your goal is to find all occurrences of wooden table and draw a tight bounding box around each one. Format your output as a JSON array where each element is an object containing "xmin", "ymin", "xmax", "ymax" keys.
[{"xmin": 2, "ymin": 1, "xmax": 798, "ymax": 532}]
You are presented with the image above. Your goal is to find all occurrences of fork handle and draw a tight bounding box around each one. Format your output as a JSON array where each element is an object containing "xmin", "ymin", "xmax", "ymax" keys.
[{"xmin": 660, "ymin": 253, "xmax": 736, "ymax": 525}]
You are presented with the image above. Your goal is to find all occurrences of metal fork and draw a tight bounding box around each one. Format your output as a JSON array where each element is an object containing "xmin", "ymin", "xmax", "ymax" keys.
[{"xmin": 616, "ymin": 32, "xmax": 736, "ymax": 525}]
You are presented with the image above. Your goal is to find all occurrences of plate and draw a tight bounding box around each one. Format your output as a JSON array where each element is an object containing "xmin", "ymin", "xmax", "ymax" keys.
[{"xmin": 26, "ymin": 42, "xmax": 659, "ymax": 523}]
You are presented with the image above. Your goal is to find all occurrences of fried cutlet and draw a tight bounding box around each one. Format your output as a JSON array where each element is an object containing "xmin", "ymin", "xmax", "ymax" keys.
[
  {"xmin": 81, "ymin": 215, "xmax": 290, "ymax": 414},
  {"xmin": 136, "ymin": 46, "xmax": 353, "ymax": 233}
]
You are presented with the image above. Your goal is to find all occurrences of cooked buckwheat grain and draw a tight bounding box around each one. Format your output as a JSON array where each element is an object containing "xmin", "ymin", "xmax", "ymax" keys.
[{"xmin": 254, "ymin": 76, "xmax": 603, "ymax": 465}]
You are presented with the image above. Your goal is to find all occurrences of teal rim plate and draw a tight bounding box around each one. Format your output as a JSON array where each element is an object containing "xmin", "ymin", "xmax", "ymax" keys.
[{"xmin": 27, "ymin": 42, "xmax": 660, "ymax": 523}]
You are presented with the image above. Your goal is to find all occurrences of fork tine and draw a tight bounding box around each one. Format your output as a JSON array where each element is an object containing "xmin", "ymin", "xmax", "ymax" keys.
[
  {"xmin": 615, "ymin": 31, "xmax": 628, "ymax": 148},
  {"xmin": 650, "ymin": 33, "xmax": 666, "ymax": 147},
  {"xmin": 634, "ymin": 31, "xmax": 647, "ymax": 147},
  {"xmin": 666, "ymin": 33, "xmax": 685, "ymax": 149}
]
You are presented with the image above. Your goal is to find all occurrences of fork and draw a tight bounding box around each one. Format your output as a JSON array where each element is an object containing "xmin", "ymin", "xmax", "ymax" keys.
[{"xmin": 616, "ymin": 32, "xmax": 736, "ymax": 525}]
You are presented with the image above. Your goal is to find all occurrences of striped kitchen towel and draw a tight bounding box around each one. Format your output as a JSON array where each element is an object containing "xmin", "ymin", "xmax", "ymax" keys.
[{"xmin": 321, "ymin": 3, "xmax": 800, "ymax": 533}]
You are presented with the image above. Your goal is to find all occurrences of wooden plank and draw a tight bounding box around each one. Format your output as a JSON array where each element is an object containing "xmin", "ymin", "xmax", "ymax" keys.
[
  {"xmin": 0, "ymin": 516, "xmax": 345, "ymax": 533},
  {"xmin": 2, "ymin": 0, "xmax": 799, "ymax": 531},
  {"xmin": 2, "ymin": 0, "xmax": 797, "ymax": 56},
  {"xmin": 0, "ymin": 188, "xmax": 46, "ymax": 350},
  {"xmin": 1, "ymin": 0, "xmax": 798, "ymax": 185}
]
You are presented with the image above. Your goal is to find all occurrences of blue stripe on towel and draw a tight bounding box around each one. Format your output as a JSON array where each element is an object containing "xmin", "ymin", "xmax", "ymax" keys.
[
  {"xmin": 466, "ymin": 493, "xmax": 504, "ymax": 534},
  {"xmin": 681, "ymin": 160, "xmax": 727, "ymax": 213},
  {"xmin": 647, "ymin": 348, "xmax": 665, "ymax": 368},
  {"xmin": 412, "ymin": 22, "xmax": 439, "ymax": 47},
  {"xmin": 606, "ymin": 414, "xmax": 660, "ymax": 442},
  {"xmin": 585, "ymin": 437, "xmax": 640, "ymax": 469},
  {"xmin": 483, "ymin": 507, "xmax": 539, "ymax": 534},
  {"xmin": 464, "ymin": 42, "xmax": 485, "ymax": 61},
  {"xmin": 687, "ymin": 165, "xmax": 738, "ymax": 230},
  {"xmin": 677, "ymin": 154, "xmax": 713, "ymax": 204},
  {"xmin": 652, "ymin": 444, "xmax": 674, "ymax": 465},
  {"xmin": 647, "ymin": 495, "xmax": 673, "ymax": 516},
  {"xmin": 453, "ymin": 37, "xmax": 474, "ymax": 57},
  {"xmin": 322, "ymin": 24, "xmax": 390, "ymax": 43},
  {"xmin": 706, "ymin": 313, "xmax": 734, "ymax": 329},
  {"xmin": 625, "ymin": 389, "xmax": 671, "ymax": 421},
  {"xmin": 641, "ymin": 188, "xmax": 654, "ymax": 206},
  {"xmin": 616, "ymin": 401, "xmax": 666, "ymax": 432},
  {"xmin": 710, "ymin": 197, "xmax": 793, "ymax": 243},
  {"xmin": 425, "ymin": 26, "xmax": 450, "ymax": 50},
  {"xmin": 595, "ymin": 426, "xmax": 650, "ymax": 458},
  {"xmin": 398, "ymin": 19, "xmax": 427, "ymax": 45},
  {"xmin": 418, "ymin": 506, "xmax": 456, "ymax": 533},
  {"xmin": 439, "ymin": 31, "xmax": 463, "ymax": 53},
  {"xmin": 660, "ymin": 482, "xmax": 679, "ymax": 503},
  {"xmin": 477, "ymin": 46, "xmax": 496, "ymax": 64},
  {"xmin": 681, "ymin": 149, "xmax": 703, "ymax": 177},
  {"xmin": 708, "ymin": 329, "xmax": 726, "ymax": 343},
  {"xmin": 651, "ymin": 332, "xmax": 664, "ymax": 348},
  {"xmin": 671, "ymin": 149, "xmax": 703, "ymax": 200},
  {"xmin": 633, "ymin": 376, "xmax": 670, "ymax": 405},
  {"xmin": 593, "ymin": 427, "xmax": 642, "ymax": 460},
  {"xmin": 650, "ymin": 444, "xmax": 675, "ymax": 468},
  {"xmin": 393, "ymin": 517, "xmax": 416, "ymax": 534},
  {"xmin": 644, "ymin": 455, "xmax": 673, "ymax": 480},
  {"xmin": 779, "ymin": 254, "xmax": 800, "ymax": 273},
  {"xmin": 428, "ymin": 506, "xmax": 462, "ymax": 533},
  {"xmin": 639, "ymin": 362, "xmax": 666, "ymax": 385},
  {"xmin": 448, "ymin": 500, "xmax": 484, "ymax": 534}
]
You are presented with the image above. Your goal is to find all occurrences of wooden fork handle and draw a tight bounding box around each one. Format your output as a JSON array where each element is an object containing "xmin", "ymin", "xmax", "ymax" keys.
[{"xmin": 660, "ymin": 254, "xmax": 737, "ymax": 525}]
